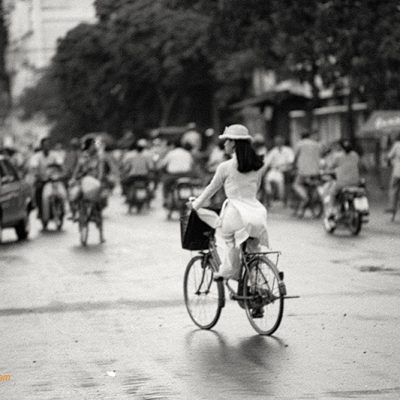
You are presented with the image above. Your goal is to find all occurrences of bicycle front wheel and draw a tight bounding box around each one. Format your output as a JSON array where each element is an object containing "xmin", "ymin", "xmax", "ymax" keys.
[
  {"xmin": 243, "ymin": 256, "xmax": 284, "ymax": 336},
  {"xmin": 78, "ymin": 203, "xmax": 89, "ymax": 246},
  {"xmin": 184, "ymin": 255, "xmax": 224, "ymax": 330}
]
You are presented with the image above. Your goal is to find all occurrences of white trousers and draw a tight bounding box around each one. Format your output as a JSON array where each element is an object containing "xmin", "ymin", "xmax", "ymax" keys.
[
  {"xmin": 196, "ymin": 205, "xmax": 263, "ymax": 279},
  {"xmin": 219, "ymin": 205, "xmax": 261, "ymax": 279}
]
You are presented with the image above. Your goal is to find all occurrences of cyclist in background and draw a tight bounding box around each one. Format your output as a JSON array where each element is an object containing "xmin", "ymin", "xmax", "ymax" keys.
[
  {"xmin": 69, "ymin": 137, "xmax": 105, "ymax": 220},
  {"xmin": 386, "ymin": 133, "xmax": 400, "ymax": 213}
]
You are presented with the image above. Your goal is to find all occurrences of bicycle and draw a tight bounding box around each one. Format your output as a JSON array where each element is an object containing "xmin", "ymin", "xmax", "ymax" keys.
[
  {"xmin": 77, "ymin": 198, "xmax": 104, "ymax": 246},
  {"xmin": 183, "ymin": 222, "xmax": 292, "ymax": 335}
]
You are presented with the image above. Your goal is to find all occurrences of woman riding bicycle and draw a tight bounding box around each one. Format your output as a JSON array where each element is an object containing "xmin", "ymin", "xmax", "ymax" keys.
[
  {"xmin": 188, "ymin": 124, "xmax": 269, "ymax": 280},
  {"xmin": 69, "ymin": 137, "xmax": 105, "ymax": 218}
]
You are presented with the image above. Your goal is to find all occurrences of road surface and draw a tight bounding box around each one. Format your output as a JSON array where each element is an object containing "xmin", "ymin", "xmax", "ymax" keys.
[{"xmin": 1, "ymin": 193, "xmax": 399, "ymax": 399}]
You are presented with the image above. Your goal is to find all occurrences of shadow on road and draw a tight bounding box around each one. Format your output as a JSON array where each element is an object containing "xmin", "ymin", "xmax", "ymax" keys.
[{"xmin": 184, "ymin": 329, "xmax": 288, "ymax": 396}]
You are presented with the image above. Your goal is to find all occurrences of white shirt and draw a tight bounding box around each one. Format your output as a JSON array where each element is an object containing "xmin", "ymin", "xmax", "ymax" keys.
[
  {"xmin": 193, "ymin": 157, "xmax": 269, "ymax": 247},
  {"xmin": 388, "ymin": 141, "xmax": 400, "ymax": 178},
  {"xmin": 30, "ymin": 151, "xmax": 60, "ymax": 180},
  {"xmin": 161, "ymin": 147, "xmax": 193, "ymax": 174},
  {"xmin": 265, "ymin": 146, "xmax": 294, "ymax": 171}
]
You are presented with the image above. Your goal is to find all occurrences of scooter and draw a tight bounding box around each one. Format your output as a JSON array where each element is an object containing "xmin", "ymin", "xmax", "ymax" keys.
[
  {"xmin": 166, "ymin": 177, "xmax": 203, "ymax": 220},
  {"xmin": 41, "ymin": 164, "xmax": 66, "ymax": 231},
  {"xmin": 126, "ymin": 177, "xmax": 151, "ymax": 214},
  {"xmin": 323, "ymin": 181, "xmax": 369, "ymax": 235}
]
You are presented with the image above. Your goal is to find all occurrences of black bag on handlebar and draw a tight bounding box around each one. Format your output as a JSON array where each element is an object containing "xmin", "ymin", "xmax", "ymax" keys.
[{"xmin": 180, "ymin": 210, "xmax": 214, "ymax": 250}]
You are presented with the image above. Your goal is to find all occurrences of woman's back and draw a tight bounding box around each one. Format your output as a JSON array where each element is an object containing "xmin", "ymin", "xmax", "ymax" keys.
[{"xmin": 220, "ymin": 158, "xmax": 264, "ymax": 200}]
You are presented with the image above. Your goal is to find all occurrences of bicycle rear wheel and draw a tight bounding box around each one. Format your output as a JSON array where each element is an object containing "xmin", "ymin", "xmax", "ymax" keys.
[
  {"xmin": 184, "ymin": 255, "xmax": 224, "ymax": 330},
  {"xmin": 243, "ymin": 256, "xmax": 284, "ymax": 336}
]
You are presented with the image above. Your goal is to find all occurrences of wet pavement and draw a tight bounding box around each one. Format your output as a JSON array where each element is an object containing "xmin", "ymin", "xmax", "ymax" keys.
[{"xmin": 0, "ymin": 192, "xmax": 400, "ymax": 399}]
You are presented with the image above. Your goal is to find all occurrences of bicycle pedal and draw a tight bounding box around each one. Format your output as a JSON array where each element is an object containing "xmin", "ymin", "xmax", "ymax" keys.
[
  {"xmin": 229, "ymin": 293, "xmax": 238, "ymax": 300},
  {"xmin": 251, "ymin": 308, "xmax": 264, "ymax": 319},
  {"xmin": 278, "ymin": 281, "xmax": 287, "ymax": 296}
]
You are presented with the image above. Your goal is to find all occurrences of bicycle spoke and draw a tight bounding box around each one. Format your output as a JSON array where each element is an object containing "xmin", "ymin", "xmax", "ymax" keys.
[
  {"xmin": 184, "ymin": 255, "xmax": 223, "ymax": 329},
  {"xmin": 244, "ymin": 256, "xmax": 284, "ymax": 335}
]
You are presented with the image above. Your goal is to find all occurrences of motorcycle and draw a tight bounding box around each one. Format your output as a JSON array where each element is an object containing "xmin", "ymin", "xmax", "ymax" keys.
[
  {"xmin": 323, "ymin": 180, "xmax": 369, "ymax": 235},
  {"xmin": 166, "ymin": 177, "xmax": 203, "ymax": 220},
  {"xmin": 41, "ymin": 164, "xmax": 66, "ymax": 231},
  {"xmin": 126, "ymin": 177, "xmax": 151, "ymax": 214}
]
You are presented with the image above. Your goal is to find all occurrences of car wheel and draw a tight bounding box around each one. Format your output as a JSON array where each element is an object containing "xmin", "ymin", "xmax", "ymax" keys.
[{"xmin": 15, "ymin": 211, "xmax": 30, "ymax": 241}]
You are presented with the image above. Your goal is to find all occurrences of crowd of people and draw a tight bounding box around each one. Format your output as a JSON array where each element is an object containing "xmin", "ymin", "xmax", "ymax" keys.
[{"xmin": 1, "ymin": 125, "xmax": 399, "ymax": 238}]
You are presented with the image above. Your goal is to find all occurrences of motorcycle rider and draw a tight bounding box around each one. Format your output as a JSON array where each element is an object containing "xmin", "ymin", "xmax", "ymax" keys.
[
  {"xmin": 121, "ymin": 139, "xmax": 153, "ymax": 196},
  {"xmin": 159, "ymin": 140, "xmax": 194, "ymax": 207},
  {"xmin": 292, "ymin": 131, "xmax": 322, "ymax": 213},
  {"xmin": 323, "ymin": 139, "xmax": 361, "ymax": 228},
  {"xmin": 30, "ymin": 137, "xmax": 64, "ymax": 221}
]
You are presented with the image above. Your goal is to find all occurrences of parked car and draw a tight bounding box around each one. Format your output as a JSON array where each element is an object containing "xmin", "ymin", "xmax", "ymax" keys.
[{"xmin": 0, "ymin": 155, "xmax": 34, "ymax": 242}]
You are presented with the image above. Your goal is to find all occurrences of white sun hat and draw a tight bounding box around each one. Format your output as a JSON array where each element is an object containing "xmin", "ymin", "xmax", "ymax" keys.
[{"xmin": 218, "ymin": 124, "xmax": 252, "ymax": 141}]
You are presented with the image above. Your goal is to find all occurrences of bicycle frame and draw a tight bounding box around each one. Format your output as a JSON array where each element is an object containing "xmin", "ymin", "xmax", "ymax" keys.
[
  {"xmin": 226, "ymin": 248, "xmax": 284, "ymax": 302},
  {"xmin": 200, "ymin": 233, "xmax": 287, "ymax": 302}
]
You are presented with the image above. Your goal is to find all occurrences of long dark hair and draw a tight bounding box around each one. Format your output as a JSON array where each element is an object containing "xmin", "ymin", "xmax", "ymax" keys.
[{"xmin": 235, "ymin": 140, "xmax": 264, "ymax": 173}]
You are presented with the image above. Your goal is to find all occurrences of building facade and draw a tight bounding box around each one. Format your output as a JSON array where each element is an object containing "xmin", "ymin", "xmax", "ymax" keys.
[
  {"xmin": 2, "ymin": 0, "xmax": 95, "ymax": 146},
  {"xmin": 6, "ymin": 0, "xmax": 95, "ymax": 99}
]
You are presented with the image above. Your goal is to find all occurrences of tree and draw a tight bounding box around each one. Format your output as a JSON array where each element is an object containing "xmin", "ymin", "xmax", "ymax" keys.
[
  {"xmin": 307, "ymin": 1, "xmax": 400, "ymax": 138},
  {"xmin": 20, "ymin": 0, "xmax": 216, "ymax": 138},
  {"xmin": 98, "ymin": 0, "xmax": 213, "ymax": 126}
]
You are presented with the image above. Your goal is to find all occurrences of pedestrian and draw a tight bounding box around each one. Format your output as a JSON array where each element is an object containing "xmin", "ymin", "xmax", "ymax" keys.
[
  {"xmin": 264, "ymin": 135, "xmax": 294, "ymax": 202},
  {"xmin": 385, "ymin": 133, "xmax": 400, "ymax": 213},
  {"xmin": 188, "ymin": 124, "xmax": 269, "ymax": 281}
]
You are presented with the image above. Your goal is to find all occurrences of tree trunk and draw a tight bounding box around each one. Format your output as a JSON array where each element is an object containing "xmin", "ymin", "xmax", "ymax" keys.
[
  {"xmin": 305, "ymin": 63, "xmax": 319, "ymax": 134},
  {"xmin": 346, "ymin": 87, "xmax": 355, "ymax": 143},
  {"xmin": 211, "ymin": 93, "xmax": 220, "ymax": 133},
  {"xmin": 157, "ymin": 89, "xmax": 178, "ymax": 127}
]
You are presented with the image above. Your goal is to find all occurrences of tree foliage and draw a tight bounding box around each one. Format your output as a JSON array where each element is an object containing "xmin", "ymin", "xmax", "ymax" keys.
[{"xmin": 19, "ymin": 0, "xmax": 400, "ymax": 140}]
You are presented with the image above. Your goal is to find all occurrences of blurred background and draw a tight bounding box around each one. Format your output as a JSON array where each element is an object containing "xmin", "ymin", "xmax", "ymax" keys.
[{"xmin": 0, "ymin": 1, "xmax": 400, "ymax": 189}]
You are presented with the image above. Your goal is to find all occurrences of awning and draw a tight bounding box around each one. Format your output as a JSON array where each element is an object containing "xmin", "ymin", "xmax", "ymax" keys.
[
  {"xmin": 359, "ymin": 110, "xmax": 400, "ymax": 136},
  {"xmin": 149, "ymin": 126, "xmax": 190, "ymax": 140},
  {"xmin": 228, "ymin": 89, "xmax": 309, "ymax": 111}
]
